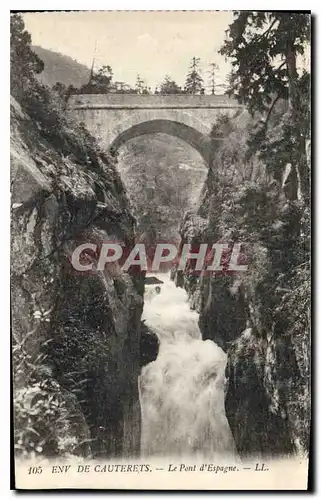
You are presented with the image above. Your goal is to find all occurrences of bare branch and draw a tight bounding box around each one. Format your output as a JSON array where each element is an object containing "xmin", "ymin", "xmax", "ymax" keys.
[
  {"xmin": 255, "ymin": 18, "xmax": 278, "ymax": 44},
  {"xmin": 264, "ymin": 93, "xmax": 281, "ymax": 130}
]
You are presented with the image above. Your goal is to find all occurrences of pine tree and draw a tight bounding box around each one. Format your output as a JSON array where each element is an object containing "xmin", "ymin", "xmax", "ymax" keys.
[
  {"xmin": 185, "ymin": 57, "xmax": 204, "ymax": 95},
  {"xmin": 135, "ymin": 74, "xmax": 149, "ymax": 94},
  {"xmin": 208, "ymin": 63, "xmax": 219, "ymax": 95},
  {"xmin": 159, "ymin": 75, "xmax": 182, "ymax": 95}
]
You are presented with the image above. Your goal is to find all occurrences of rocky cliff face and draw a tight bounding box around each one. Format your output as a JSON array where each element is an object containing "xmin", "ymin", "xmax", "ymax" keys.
[
  {"xmin": 11, "ymin": 96, "xmax": 146, "ymax": 458},
  {"xmin": 117, "ymin": 134, "xmax": 207, "ymax": 242},
  {"xmin": 177, "ymin": 211, "xmax": 309, "ymax": 459},
  {"xmin": 175, "ymin": 120, "xmax": 310, "ymax": 459}
]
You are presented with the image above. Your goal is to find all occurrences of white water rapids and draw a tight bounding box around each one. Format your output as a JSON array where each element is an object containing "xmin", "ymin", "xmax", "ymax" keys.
[{"xmin": 139, "ymin": 273, "xmax": 238, "ymax": 460}]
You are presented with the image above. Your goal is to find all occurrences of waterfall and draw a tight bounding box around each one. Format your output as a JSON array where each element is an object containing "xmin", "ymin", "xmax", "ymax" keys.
[{"xmin": 139, "ymin": 273, "xmax": 238, "ymax": 460}]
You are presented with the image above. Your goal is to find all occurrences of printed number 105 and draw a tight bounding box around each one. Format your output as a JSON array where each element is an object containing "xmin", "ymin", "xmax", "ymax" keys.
[{"xmin": 28, "ymin": 466, "xmax": 43, "ymax": 474}]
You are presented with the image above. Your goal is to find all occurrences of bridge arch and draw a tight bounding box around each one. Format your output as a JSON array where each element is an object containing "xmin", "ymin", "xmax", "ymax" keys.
[
  {"xmin": 68, "ymin": 94, "xmax": 243, "ymax": 166},
  {"xmin": 110, "ymin": 119, "xmax": 211, "ymax": 166}
]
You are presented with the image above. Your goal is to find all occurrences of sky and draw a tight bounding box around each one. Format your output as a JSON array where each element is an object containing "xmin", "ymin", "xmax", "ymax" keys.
[{"xmin": 23, "ymin": 11, "xmax": 234, "ymax": 91}]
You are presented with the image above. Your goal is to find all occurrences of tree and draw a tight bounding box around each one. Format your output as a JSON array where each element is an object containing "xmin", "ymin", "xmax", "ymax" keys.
[
  {"xmin": 220, "ymin": 11, "xmax": 310, "ymax": 201},
  {"xmin": 114, "ymin": 81, "xmax": 135, "ymax": 93},
  {"xmin": 185, "ymin": 57, "xmax": 204, "ymax": 95},
  {"xmin": 52, "ymin": 82, "xmax": 79, "ymax": 109},
  {"xmin": 208, "ymin": 63, "xmax": 219, "ymax": 95},
  {"xmin": 10, "ymin": 14, "xmax": 44, "ymax": 100},
  {"xmin": 135, "ymin": 74, "xmax": 150, "ymax": 94},
  {"xmin": 159, "ymin": 75, "xmax": 182, "ymax": 95},
  {"xmin": 80, "ymin": 65, "xmax": 113, "ymax": 94}
]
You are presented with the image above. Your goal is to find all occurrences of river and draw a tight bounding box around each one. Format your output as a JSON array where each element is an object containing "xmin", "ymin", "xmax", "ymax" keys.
[{"xmin": 139, "ymin": 273, "xmax": 238, "ymax": 460}]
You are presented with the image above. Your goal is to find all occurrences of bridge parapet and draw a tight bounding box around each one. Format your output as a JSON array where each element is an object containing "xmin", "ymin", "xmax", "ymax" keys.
[{"xmin": 68, "ymin": 94, "xmax": 242, "ymax": 110}]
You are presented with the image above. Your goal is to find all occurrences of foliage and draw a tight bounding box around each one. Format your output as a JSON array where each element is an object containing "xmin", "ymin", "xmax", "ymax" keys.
[
  {"xmin": 220, "ymin": 12, "xmax": 310, "ymax": 111},
  {"xmin": 207, "ymin": 110, "xmax": 309, "ymax": 287},
  {"xmin": 10, "ymin": 14, "xmax": 118, "ymax": 184},
  {"xmin": 220, "ymin": 11, "xmax": 311, "ymax": 200},
  {"xmin": 79, "ymin": 65, "xmax": 113, "ymax": 94},
  {"xmin": 113, "ymin": 82, "xmax": 136, "ymax": 94},
  {"xmin": 185, "ymin": 57, "xmax": 204, "ymax": 95},
  {"xmin": 13, "ymin": 318, "xmax": 82, "ymax": 458},
  {"xmin": 198, "ymin": 105, "xmax": 310, "ymax": 454},
  {"xmin": 11, "ymin": 14, "xmax": 124, "ymax": 459},
  {"xmin": 216, "ymin": 11, "xmax": 310, "ymax": 342},
  {"xmin": 208, "ymin": 62, "xmax": 219, "ymax": 95},
  {"xmin": 135, "ymin": 73, "xmax": 150, "ymax": 94},
  {"xmin": 159, "ymin": 75, "xmax": 182, "ymax": 95},
  {"xmin": 52, "ymin": 82, "xmax": 79, "ymax": 107},
  {"xmin": 10, "ymin": 14, "xmax": 44, "ymax": 102}
]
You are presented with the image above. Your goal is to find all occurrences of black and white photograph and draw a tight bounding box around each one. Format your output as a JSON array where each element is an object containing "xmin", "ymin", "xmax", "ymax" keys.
[{"xmin": 10, "ymin": 9, "xmax": 311, "ymax": 490}]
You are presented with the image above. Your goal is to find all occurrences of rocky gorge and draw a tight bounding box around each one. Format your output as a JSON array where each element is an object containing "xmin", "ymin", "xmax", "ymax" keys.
[
  {"xmin": 173, "ymin": 113, "xmax": 310, "ymax": 458},
  {"xmin": 11, "ymin": 91, "xmax": 151, "ymax": 458},
  {"xmin": 11, "ymin": 13, "xmax": 310, "ymax": 464}
]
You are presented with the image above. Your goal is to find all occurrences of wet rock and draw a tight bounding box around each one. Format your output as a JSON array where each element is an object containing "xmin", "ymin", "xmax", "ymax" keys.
[{"xmin": 140, "ymin": 321, "xmax": 159, "ymax": 367}]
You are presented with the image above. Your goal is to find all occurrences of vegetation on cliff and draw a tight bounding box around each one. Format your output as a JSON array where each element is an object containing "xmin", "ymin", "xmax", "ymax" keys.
[
  {"xmin": 11, "ymin": 14, "xmax": 143, "ymax": 459},
  {"xmin": 178, "ymin": 12, "xmax": 310, "ymax": 457}
]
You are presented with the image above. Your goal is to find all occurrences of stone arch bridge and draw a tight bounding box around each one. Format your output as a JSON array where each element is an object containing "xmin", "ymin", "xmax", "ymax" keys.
[{"xmin": 68, "ymin": 94, "xmax": 243, "ymax": 166}]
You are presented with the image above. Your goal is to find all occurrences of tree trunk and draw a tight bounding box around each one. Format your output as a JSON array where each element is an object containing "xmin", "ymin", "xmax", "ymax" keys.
[{"xmin": 285, "ymin": 39, "xmax": 309, "ymax": 202}]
